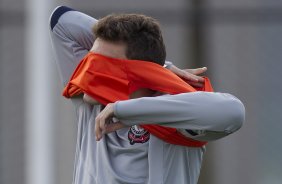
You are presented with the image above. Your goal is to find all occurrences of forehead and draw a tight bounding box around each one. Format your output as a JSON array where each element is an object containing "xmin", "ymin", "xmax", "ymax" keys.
[{"xmin": 91, "ymin": 38, "xmax": 127, "ymax": 60}]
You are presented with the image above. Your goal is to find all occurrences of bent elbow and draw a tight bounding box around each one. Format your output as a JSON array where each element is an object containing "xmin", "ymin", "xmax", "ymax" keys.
[
  {"xmin": 49, "ymin": 6, "xmax": 74, "ymax": 31},
  {"xmin": 224, "ymin": 97, "xmax": 245, "ymax": 134}
]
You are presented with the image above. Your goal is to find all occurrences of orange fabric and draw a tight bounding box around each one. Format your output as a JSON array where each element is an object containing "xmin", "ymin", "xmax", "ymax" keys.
[{"xmin": 63, "ymin": 52, "xmax": 214, "ymax": 147}]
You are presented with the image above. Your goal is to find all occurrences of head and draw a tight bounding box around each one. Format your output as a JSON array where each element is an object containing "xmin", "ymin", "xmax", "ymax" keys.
[
  {"xmin": 92, "ymin": 13, "xmax": 166, "ymax": 65},
  {"xmin": 91, "ymin": 13, "xmax": 166, "ymax": 98}
]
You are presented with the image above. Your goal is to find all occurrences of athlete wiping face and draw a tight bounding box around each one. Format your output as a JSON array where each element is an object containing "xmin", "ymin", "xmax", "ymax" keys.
[{"xmin": 50, "ymin": 6, "xmax": 245, "ymax": 184}]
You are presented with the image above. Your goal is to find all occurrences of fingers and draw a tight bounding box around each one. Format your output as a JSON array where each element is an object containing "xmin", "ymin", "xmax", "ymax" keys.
[
  {"xmin": 95, "ymin": 118, "xmax": 127, "ymax": 140},
  {"xmin": 170, "ymin": 65, "xmax": 207, "ymax": 83},
  {"xmin": 179, "ymin": 70, "xmax": 200, "ymax": 82},
  {"xmin": 183, "ymin": 67, "xmax": 207, "ymax": 83},
  {"xmin": 185, "ymin": 67, "xmax": 207, "ymax": 75},
  {"xmin": 170, "ymin": 66, "xmax": 198, "ymax": 82},
  {"xmin": 186, "ymin": 81, "xmax": 204, "ymax": 88},
  {"xmin": 95, "ymin": 113, "xmax": 108, "ymax": 141},
  {"xmin": 95, "ymin": 103, "xmax": 115, "ymax": 141},
  {"xmin": 104, "ymin": 122, "xmax": 127, "ymax": 134},
  {"xmin": 184, "ymin": 67, "xmax": 207, "ymax": 87},
  {"xmin": 95, "ymin": 114, "xmax": 105, "ymax": 141}
]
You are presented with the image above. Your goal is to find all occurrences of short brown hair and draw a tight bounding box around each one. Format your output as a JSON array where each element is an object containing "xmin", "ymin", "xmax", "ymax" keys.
[{"xmin": 93, "ymin": 14, "xmax": 166, "ymax": 66}]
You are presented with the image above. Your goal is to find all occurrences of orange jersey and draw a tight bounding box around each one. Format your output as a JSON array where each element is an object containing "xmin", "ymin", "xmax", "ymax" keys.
[{"xmin": 63, "ymin": 52, "xmax": 213, "ymax": 147}]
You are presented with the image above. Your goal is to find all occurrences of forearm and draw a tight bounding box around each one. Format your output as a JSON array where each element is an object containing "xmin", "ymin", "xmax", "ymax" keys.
[
  {"xmin": 114, "ymin": 92, "xmax": 245, "ymax": 133},
  {"xmin": 164, "ymin": 61, "xmax": 173, "ymax": 69},
  {"xmin": 83, "ymin": 94, "xmax": 100, "ymax": 105}
]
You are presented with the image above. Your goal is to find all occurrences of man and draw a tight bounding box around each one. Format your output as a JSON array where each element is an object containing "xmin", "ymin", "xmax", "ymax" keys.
[{"xmin": 49, "ymin": 6, "xmax": 245, "ymax": 184}]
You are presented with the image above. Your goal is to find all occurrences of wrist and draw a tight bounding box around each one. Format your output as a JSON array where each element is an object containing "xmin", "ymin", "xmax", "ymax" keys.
[
  {"xmin": 164, "ymin": 61, "xmax": 173, "ymax": 69},
  {"xmin": 113, "ymin": 101, "xmax": 120, "ymax": 117}
]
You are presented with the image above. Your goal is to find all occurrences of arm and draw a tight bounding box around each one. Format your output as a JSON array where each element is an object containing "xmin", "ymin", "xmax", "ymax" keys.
[
  {"xmin": 165, "ymin": 61, "xmax": 208, "ymax": 88},
  {"xmin": 114, "ymin": 92, "xmax": 244, "ymax": 132},
  {"xmin": 95, "ymin": 92, "xmax": 245, "ymax": 141},
  {"xmin": 50, "ymin": 6, "xmax": 206, "ymax": 89},
  {"xmin": 83, "ymin": 94, "xmax": 100, "ymax": 104},
  {"xmin": 49, "ymin": 6, "xmax": 97, "ymax": 86}
]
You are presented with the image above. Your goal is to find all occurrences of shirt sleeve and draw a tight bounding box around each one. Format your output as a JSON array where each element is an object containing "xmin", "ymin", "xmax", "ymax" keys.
[
  {"xmin": 164, "ymin": 61, "xmax": 173, "ymax": 69},
  {"xmin": 49, "ymin": 6, "xmax": 97, "ymax": 86},
  {"xmin": 114, "ymin": 92, "xmax": 245, "ymax": 135}
]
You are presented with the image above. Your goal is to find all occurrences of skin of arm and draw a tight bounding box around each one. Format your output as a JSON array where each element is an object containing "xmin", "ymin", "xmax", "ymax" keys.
[
  {"xmin": 168, "ymin": 65, "xmax": 207, "ymax": 88},
  {"xmin": 83, "ymin": 94, "xmax": 99, "ymax": 104}
]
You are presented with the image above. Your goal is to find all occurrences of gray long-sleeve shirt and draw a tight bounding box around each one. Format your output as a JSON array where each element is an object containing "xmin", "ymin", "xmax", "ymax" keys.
[
  {"xmin": 49, "ymin": 7, "xmax": 245, "ymax": 184},
  {"xmin": 71, "ymin": 92, "xmax": 244, "ymax": 184},
  {"xmin": 115, "ymin": 92, "xmax": 244, "ymax": 141}
]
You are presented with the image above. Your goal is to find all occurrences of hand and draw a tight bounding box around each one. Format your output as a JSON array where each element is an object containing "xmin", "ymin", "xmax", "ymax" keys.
[
  {"xmin": 95, "ymin": 103, "xmax": 127, "ymax": 141},
  {"xmin": 168, "ymin": 65, "xmax": 207, "ymax": 88}
]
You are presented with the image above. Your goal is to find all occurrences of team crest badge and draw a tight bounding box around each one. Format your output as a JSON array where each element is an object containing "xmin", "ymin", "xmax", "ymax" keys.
[{"xmin": 128, "ymin": 125, "xmax": 150, "ymax": 145}]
